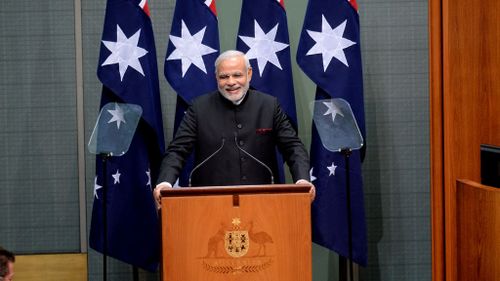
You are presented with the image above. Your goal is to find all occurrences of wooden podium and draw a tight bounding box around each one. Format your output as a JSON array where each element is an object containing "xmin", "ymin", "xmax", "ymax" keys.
[
  {"xmin": 160, "ymin": 184, "xmax": 312, "ymax": 281},
  {"xmin": 455, "ymin": 180, "xmax": 500, "ymax": 281}
]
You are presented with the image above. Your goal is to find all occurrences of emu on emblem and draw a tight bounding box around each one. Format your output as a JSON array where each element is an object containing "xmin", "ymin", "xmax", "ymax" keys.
[{"xmin": 225, "ymin": 230, "xmax": 249, "ymax": 258}]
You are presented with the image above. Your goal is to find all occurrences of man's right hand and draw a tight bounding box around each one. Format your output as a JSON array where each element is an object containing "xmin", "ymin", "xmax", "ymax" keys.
[{"xmin": 153, "ymin": 182, "xmax": 173, "ymax": 210}]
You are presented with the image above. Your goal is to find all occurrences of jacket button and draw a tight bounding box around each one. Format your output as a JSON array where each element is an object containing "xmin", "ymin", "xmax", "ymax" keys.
[
  {"xmin": 237, "ymin": 123, "xmax": 242, "ymax": 129},
  {"xmin": 239, "ymin": 140, "xmax": 244, "ymax": 146},
  {"xmin": 241, "ymin": 175, "xmax": 247, "ymax": 181}
]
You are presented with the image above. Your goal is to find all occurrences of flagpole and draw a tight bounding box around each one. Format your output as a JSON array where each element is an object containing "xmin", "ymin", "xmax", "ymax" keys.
[{"xmin": 340, "ymin": 148, "xmax": 354, "ymax": 281}]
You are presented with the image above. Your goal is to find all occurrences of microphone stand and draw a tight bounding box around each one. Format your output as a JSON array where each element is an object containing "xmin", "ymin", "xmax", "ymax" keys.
[
  {"xmin": 188, "ymin": 138, "xmax": 225, "ymax": 187},
  {"xmin": 234, "ymin": 133, "xmax": 274, "ymax": 184},
  {"xmin": 100, "ymin": 152, "xmax": 112, "ymax": 281},
  {"xmin": 340, "ymin": 148, "xmax": 354, "ymax": 281}
]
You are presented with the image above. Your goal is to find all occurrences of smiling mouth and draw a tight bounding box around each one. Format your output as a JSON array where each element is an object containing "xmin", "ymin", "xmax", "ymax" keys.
[{"xmin": 226, "ymin": 88, "xmax": 240, "ymax": 94}]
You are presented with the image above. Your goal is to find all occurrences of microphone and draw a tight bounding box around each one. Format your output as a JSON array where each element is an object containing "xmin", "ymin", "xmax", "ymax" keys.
[
  {"xmin": 188, "ymin": 136, "xmax": 225, "ymax": 187},
  {"xmin": 233, "ymin": 132, "xmax": 274, "ymax": 184}
]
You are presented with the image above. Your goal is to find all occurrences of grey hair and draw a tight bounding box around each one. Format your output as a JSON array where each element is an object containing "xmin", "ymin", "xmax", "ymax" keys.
[{"xmin": 214, "ymin": 50, "xmax": 251, "ymax": 73}]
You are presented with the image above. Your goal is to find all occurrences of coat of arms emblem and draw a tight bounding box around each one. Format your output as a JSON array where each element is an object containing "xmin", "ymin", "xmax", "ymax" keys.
[
  {"xmin": 202, "ymin": 218, "xmax": 274, "ymax": 274},
  {"xmin": 224, "ymin": 229, "xmax": 249, "ymax": 257}
]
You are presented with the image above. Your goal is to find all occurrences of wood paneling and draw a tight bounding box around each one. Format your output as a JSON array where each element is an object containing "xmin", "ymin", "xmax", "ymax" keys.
[
  {"xmin": 160, "ymin": 185, "xmax": 312, "ymax": 281},
  {"xmin": 14, "ymin": 253, "xmax": 87, "ymax": 281},
  {"xmin": 429, "ymin": 0, "xmax": 444, "ymax": 279},
  {"xmin": 430, "ymin": 0, "xmax": 500, "ymax": 280},
  {"xmin": 456, "ymin": 180, "xmax": 500, "ymax": 281}
]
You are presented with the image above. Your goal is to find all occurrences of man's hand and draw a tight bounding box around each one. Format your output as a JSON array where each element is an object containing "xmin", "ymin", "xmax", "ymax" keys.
[
  {"xmin": 296, "ymin": 179, "xmax": 316, "ymax": 203},
  {"xmin": 153, "ymin": 182, "xmax": 172, "ymax": 210}
]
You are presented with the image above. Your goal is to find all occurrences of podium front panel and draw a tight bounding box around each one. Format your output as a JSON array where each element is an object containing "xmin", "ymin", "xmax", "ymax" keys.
[{"xmin": 160, "ymin": 189, "xmax": 311, "ymax": 281}]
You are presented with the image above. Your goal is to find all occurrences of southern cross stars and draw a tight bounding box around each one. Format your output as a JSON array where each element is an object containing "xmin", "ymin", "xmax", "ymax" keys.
[
  {"xmin": 94, "ymin": 167, "xmax": 152, "ymax": 199},
  {"xmin": 101, "ymin": 25, "xmax": 148, "ymax": 81},
  {"xmin": 327, "ymin": 162, "xmax": 338, "ymax": 176},
  {"xmin": 112, "ymin": 170, "xmax": 121, "ymax": 184},
  {"xmin": 239, "ymin": 20, "xmax": 289, "ymax": 76},
  {"xmin": 310, "ymin": 162, "xmax": 337, "ymax": 184},
  {"xmin": 310, "ymin": 168, "xmax": 317, "ymax": 182},
  {"xmin": 146, "ymin": 168, "xmax": 151, "ymax": 187},
  {"xmin": 166, "ymin": 20, "xmax": 217, "ymax": 77},
  {"xmin": 305, "ymin": 15, "xmax": 356, "ymax": 71},
  {"xmin": 94, "ymin": 176, "xmax": 102, "ymax": 199}
]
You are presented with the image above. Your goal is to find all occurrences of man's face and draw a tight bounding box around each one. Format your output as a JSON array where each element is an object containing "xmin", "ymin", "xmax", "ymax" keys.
[
  {"xmin": 3, "ymin": 262, "xmax": 14, "ymax": 280},
  {"xmin": 216, "ymin": 56, "xmax": 252, "ymax": 103}
]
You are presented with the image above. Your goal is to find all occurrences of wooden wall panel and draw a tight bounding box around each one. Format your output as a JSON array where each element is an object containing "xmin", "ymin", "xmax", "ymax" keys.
[
  {"xmin": 430, "ymin": 0, "xmax": 500, "ymax": 280},
  {"xmin": 429, "ymin": 0, "xmax": 444, "ymax": 279},
  {"xmin": 456, "ymin": 180, "xmax": 500, "ymax": 281},
  {"xmin": 15, "ymin": 253, "xmax": 87, "ymax": 281}
]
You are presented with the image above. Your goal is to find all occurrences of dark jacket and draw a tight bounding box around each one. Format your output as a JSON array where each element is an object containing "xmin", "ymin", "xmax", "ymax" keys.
[{"xmin": 157, "ymin": 89, "xmax": 310, "ymax": 186}]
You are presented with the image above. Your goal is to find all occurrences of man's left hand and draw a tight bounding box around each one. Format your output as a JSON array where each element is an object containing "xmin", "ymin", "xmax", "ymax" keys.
[{"xmin": 296, "ymin": 179, "xmax": 315, "ymax": 202}]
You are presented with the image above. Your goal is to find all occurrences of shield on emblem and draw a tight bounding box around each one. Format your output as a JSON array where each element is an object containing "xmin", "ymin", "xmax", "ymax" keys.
[{"xmin": 224, "ymin": 230, "xmax": 250, "ymax": 258}]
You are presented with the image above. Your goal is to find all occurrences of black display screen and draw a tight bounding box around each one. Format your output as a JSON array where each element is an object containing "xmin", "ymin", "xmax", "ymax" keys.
[{"xmin": 481, "ymin": 144, "xmax": 500, "ymax": 188}]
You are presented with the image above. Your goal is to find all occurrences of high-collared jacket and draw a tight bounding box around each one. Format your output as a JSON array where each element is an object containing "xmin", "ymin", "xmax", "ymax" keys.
[{"xmin": 157, "ymin": 89, "xmax": 310, "ymax": 187}]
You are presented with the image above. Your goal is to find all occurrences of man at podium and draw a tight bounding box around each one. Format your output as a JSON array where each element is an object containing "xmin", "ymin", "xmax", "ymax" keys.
[
  {"xmin": 0, "ymin": 246, "xmax": 15, "ymax": 281},
  {"xmin": 154, "ymin": 50, "xmax": 313, "ymax": 206}
]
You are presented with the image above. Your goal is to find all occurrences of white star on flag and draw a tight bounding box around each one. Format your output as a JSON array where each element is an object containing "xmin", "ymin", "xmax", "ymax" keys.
[
  {"xmin": 112, "ymin": 170, "xmax": 121, "ymax": 184},
  {"xmin": 327, "ymin": 162, "xmax": 338, "ymax": 176},
  {"xmin": 305, "ymin": 15, "xmax": 356, "ymax": 71},
  {"xmin": 94, "ymin": 176, "xmax": 102, "ymax": 199},
  {"xmin": 146, "ymin": 168, "xmax": 151, "ymax": 187},
  {"xmin": 239, "ymin": 20, "xmax": 289, "ymax": 76},
  {"xmin": 166, "ymin": 20, "xmax": 217, "ymax": 77},
  {"xmin": 107, "ymin": 103, "xmax": 126, "ymax": 129},
  {"xmin": 310, "ymin": 168, "xmax": 317, "ymax": 182},
  {"xmin": 323, "ymin": 100, "xmax": 344, "ymax": 123},
  {"xmin": 101, "ymin": 25, "xmax": 148, "ymax": 81}
]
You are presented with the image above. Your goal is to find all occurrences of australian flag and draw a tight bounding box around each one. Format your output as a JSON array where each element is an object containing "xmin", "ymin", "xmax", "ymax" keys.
[
  {"xmin": 236, "ymin": 0, "xmax": 297, "ymax": 183},
  {"xmin": 90, "ymin": 0, "xmax": 165, "ymax": 271},
  {"xmin": 164, "ymin": 0, "xmax": 219, "ymax": 186},
  {"xmin": 297, "ymin": 0, "xmax": 367, "ymax": 266},
  {"xmin": 236, "ymin": 0, "xmax": 297, "ymax": 125}
]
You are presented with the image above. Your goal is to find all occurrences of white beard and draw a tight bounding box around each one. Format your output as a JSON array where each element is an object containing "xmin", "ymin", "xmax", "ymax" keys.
[{"xmin": 219, "ymin": 83, "xmax": 249, "ymax": 105}]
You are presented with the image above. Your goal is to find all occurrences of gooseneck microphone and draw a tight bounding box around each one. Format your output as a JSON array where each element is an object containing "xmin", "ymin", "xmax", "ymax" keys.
[
  {"xmin": 188, "ymin": 137, "xmax": 225, "ymax": 187},
  {"xmin": 233, "ymin": 132, "xmax": 274, "ymax": 184}
]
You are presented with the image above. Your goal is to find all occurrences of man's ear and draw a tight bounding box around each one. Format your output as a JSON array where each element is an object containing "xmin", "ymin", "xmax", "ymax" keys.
[{"xmin": 247, "ymin": 67, "xmax": 253, "ymax": 82}]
